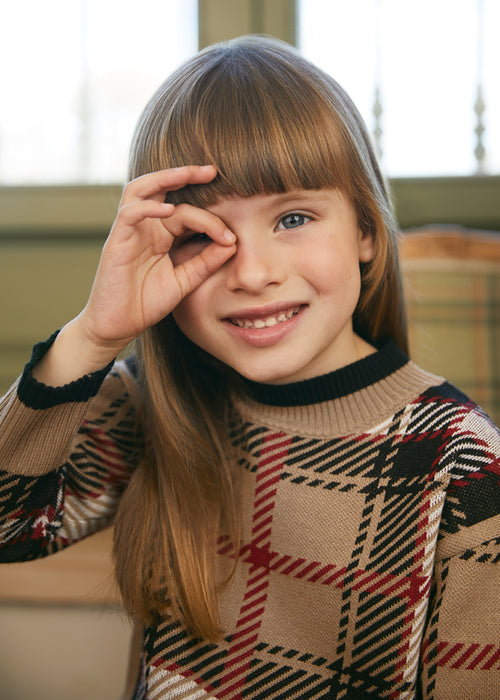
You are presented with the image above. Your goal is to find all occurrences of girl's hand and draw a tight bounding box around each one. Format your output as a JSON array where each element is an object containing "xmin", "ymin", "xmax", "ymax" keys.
[
  {"xmin": 33, "ymin": 166, "xmax": 236, "ymax": 385},
  {"xmin": 81, "ymin": 165, "xmax": 235, "ymax": 352}
]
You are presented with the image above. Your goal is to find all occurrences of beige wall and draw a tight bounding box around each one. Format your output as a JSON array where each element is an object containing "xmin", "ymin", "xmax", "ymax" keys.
[{"xmin": 0, "ymin": 239, "xmax": 103, "ymax": 392}]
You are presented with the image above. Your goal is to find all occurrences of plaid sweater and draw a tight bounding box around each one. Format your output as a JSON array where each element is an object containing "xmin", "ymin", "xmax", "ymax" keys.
[{"xmin": 0, "ymin": 339, "xmax": 499, "ymax": 699}]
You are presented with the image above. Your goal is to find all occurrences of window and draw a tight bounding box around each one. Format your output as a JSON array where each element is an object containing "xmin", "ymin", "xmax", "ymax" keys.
[
  {"xmin": 298, "ymin": 0, "xmax": 500, "ymax": 177},
  {"xmin": 0, "ymin": 0, "xmax": 198, "ymax": 184}
]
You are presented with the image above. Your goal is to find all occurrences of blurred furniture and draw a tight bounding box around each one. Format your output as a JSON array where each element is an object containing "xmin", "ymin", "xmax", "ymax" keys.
[
  {"xmin": 0, "ymin": 527, "xmax": 118, "ymax": 606},
  {"xmin": 399, "ymin": 225, "xmax": 500, "ymax": 425}
]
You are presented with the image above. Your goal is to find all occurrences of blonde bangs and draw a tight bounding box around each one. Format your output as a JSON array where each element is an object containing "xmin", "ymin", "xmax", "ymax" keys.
[{"xmin": 129, "ymin": 40, "xmax": 355, "ymax": 209}]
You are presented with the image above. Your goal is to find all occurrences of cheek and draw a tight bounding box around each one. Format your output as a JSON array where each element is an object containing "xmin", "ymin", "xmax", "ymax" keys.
[
  {"xmin": 302, "ymin": 253, "xmax": 361, "ymax": 294},
  {"xmin": 171, "ymin": 293, "xmax": 201, "ymax": 337},
  {"xmin": 171, "ymin": 282, "xmax": 219, "ymax": 349}
]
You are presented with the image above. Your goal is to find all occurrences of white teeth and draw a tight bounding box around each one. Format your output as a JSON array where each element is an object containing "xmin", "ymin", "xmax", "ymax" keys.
[{"xmin": 231, "ymin": 306, "xmax": 301, "ymax": 329}]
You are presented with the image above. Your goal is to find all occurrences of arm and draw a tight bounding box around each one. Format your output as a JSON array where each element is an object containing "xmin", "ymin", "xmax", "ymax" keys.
[
  {"xmin": 1, "ymin": 333, "xmax": 114, "ymax": 477},
  {"xmin": 0, "ymin": 342, "xmax": 141, "ymax": 562},
  {"xmin": 0, "ymin": 166, "xmax": 236, "ymax": 561},
  {"xmin": 420, "ymin": 413, "xmax": 500, "ymax": 699}
]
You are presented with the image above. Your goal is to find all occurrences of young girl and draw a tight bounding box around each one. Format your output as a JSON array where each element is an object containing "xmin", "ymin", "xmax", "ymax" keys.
[{"xmin": 1, "ymin": 36, "xmax": 499, "ymax": 700}]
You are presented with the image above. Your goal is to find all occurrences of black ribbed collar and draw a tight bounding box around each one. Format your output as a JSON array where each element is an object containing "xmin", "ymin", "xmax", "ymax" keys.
[{"xmin": 240, "ymin": 340, "xmax": 408, "ymax": 407}]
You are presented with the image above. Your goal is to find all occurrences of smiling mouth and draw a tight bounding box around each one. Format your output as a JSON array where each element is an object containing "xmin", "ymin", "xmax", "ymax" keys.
[{"xmin": 229, "ymin": 306, "xmax": 302, "ymax": 329}]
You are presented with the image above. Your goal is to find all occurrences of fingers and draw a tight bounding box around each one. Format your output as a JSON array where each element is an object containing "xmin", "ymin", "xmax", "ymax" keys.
[
  {"xmin": 174, "ymin": 241, "xmax": 237, "ymax": 299},
  {"xmin": 117, "ymin": 200, "xmax": 175, "ymax": 229},
  {"xmin": 163, "ymin": 203, "xmax": 235, "ymax": 247},
  {"xmin": 113, "ymin": 199, "xmax": 234, "ymax": 261},
  {"xmin": 120, "ymin": 165, "xmax": 217, "ymax": 206},
  {"xmin": 116, "ymin": 166, "xmax": 231, "ymax": 252},
  {"xmin": 108, "ymin": 165, "xmax": 237, "ymax": 309}
]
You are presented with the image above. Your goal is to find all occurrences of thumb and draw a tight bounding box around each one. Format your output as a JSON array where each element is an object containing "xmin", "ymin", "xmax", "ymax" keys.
[{"xmin": 174, "ymin": 242, "xmax": 236, "ymax": 298}]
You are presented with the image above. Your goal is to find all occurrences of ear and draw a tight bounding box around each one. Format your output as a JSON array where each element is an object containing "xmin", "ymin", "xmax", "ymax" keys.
[{"xmin": 358, "ymin": 227, "xmax": 375, "ymax": 263}]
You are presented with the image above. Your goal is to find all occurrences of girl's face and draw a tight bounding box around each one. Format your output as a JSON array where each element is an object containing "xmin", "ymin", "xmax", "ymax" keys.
[{"xmin": 171, "ymin": 189, "xmax": 375, "ymax": 384}]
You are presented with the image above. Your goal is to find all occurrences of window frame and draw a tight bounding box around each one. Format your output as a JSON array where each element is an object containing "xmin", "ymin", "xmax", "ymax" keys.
[{"xmin": 0, "ymin": 0, "xmax": 498, "ymax": 239}]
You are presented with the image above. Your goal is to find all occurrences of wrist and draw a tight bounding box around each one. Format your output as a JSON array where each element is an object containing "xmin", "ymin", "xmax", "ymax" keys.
[
  {"xmin": 68, "ymin": 315, "xmax": 127, "ymax": 370},
  {"xmin": 32, "ymin": 318, "xmax": 120, "ymax": 388},
  {"xmin": 20, "ymin": 333, "xmax": 114, "ymax": 408}
]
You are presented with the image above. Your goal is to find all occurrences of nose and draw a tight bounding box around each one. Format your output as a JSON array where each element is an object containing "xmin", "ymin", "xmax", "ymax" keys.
[{"xmin": 225, "ymin": 236, "xmax": 285, "ymax": 294}]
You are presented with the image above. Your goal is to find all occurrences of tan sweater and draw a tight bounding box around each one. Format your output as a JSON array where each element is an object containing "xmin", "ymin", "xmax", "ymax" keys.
[{"xmin": 1, "ymin": 339, "xmax": 499, "ymax": 699}]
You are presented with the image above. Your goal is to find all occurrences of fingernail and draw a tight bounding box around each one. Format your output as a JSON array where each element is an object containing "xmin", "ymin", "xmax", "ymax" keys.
[{"xmin": 223, "ymin": 230, "xmax": 236, "ymax": 243}]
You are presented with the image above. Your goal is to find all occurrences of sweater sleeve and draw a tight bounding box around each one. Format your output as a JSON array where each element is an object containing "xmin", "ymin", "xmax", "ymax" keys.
[
  {"xmin": 420, "ymin": 411, "xmax": 500, "ymax": 699},
  {"xmin": 0, "ymin": 337, "xmax": 144, "ymax": 563}
]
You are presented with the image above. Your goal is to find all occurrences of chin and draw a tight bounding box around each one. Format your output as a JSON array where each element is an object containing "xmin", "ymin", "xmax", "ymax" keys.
[{"xmin": 235, "ymin": 363, "xmax": 302, "ymax": 385}]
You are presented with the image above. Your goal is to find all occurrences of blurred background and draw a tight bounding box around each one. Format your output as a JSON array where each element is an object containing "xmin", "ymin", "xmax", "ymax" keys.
[
  {"xmin": 2, "ymin": 0, "xmax": 499, "ymax": 184},
  {"xmin": 0, "ymin": 1, "xmax": 499, "ymax": 698}
]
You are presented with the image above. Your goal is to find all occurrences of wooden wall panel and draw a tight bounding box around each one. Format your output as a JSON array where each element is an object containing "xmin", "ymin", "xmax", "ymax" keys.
[
  {"xmin": 199, "ymin": 0, "xmax": 296, "ymax": 47},
  {"xmin": 0, "ymin": 239, "xmax": 102, "ymax": 393}
]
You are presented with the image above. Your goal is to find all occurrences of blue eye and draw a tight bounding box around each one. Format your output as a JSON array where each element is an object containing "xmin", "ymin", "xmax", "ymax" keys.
[{"xmin": 277, "ymin": 213, "xmax": 310, "ymax": 230}]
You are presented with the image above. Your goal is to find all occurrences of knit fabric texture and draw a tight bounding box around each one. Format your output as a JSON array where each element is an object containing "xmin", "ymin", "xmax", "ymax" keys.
[{"xmin": 0, "ymin": 341, "xmax": 499, "ymax": 699}]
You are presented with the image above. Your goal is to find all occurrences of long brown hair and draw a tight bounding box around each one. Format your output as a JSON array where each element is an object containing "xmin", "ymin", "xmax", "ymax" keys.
[{"xmin": 113, "ymin": 35, "xmax": 408, "ymax": 640}]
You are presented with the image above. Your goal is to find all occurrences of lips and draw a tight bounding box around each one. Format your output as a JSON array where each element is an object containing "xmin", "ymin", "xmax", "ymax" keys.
[
  {"xmin": 222, "ymin": 304, "xmax": 306, "ymax": 348},
  {"xmin": 230, "ymin": 305, "xmax": 301, "ymax": 329}
]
